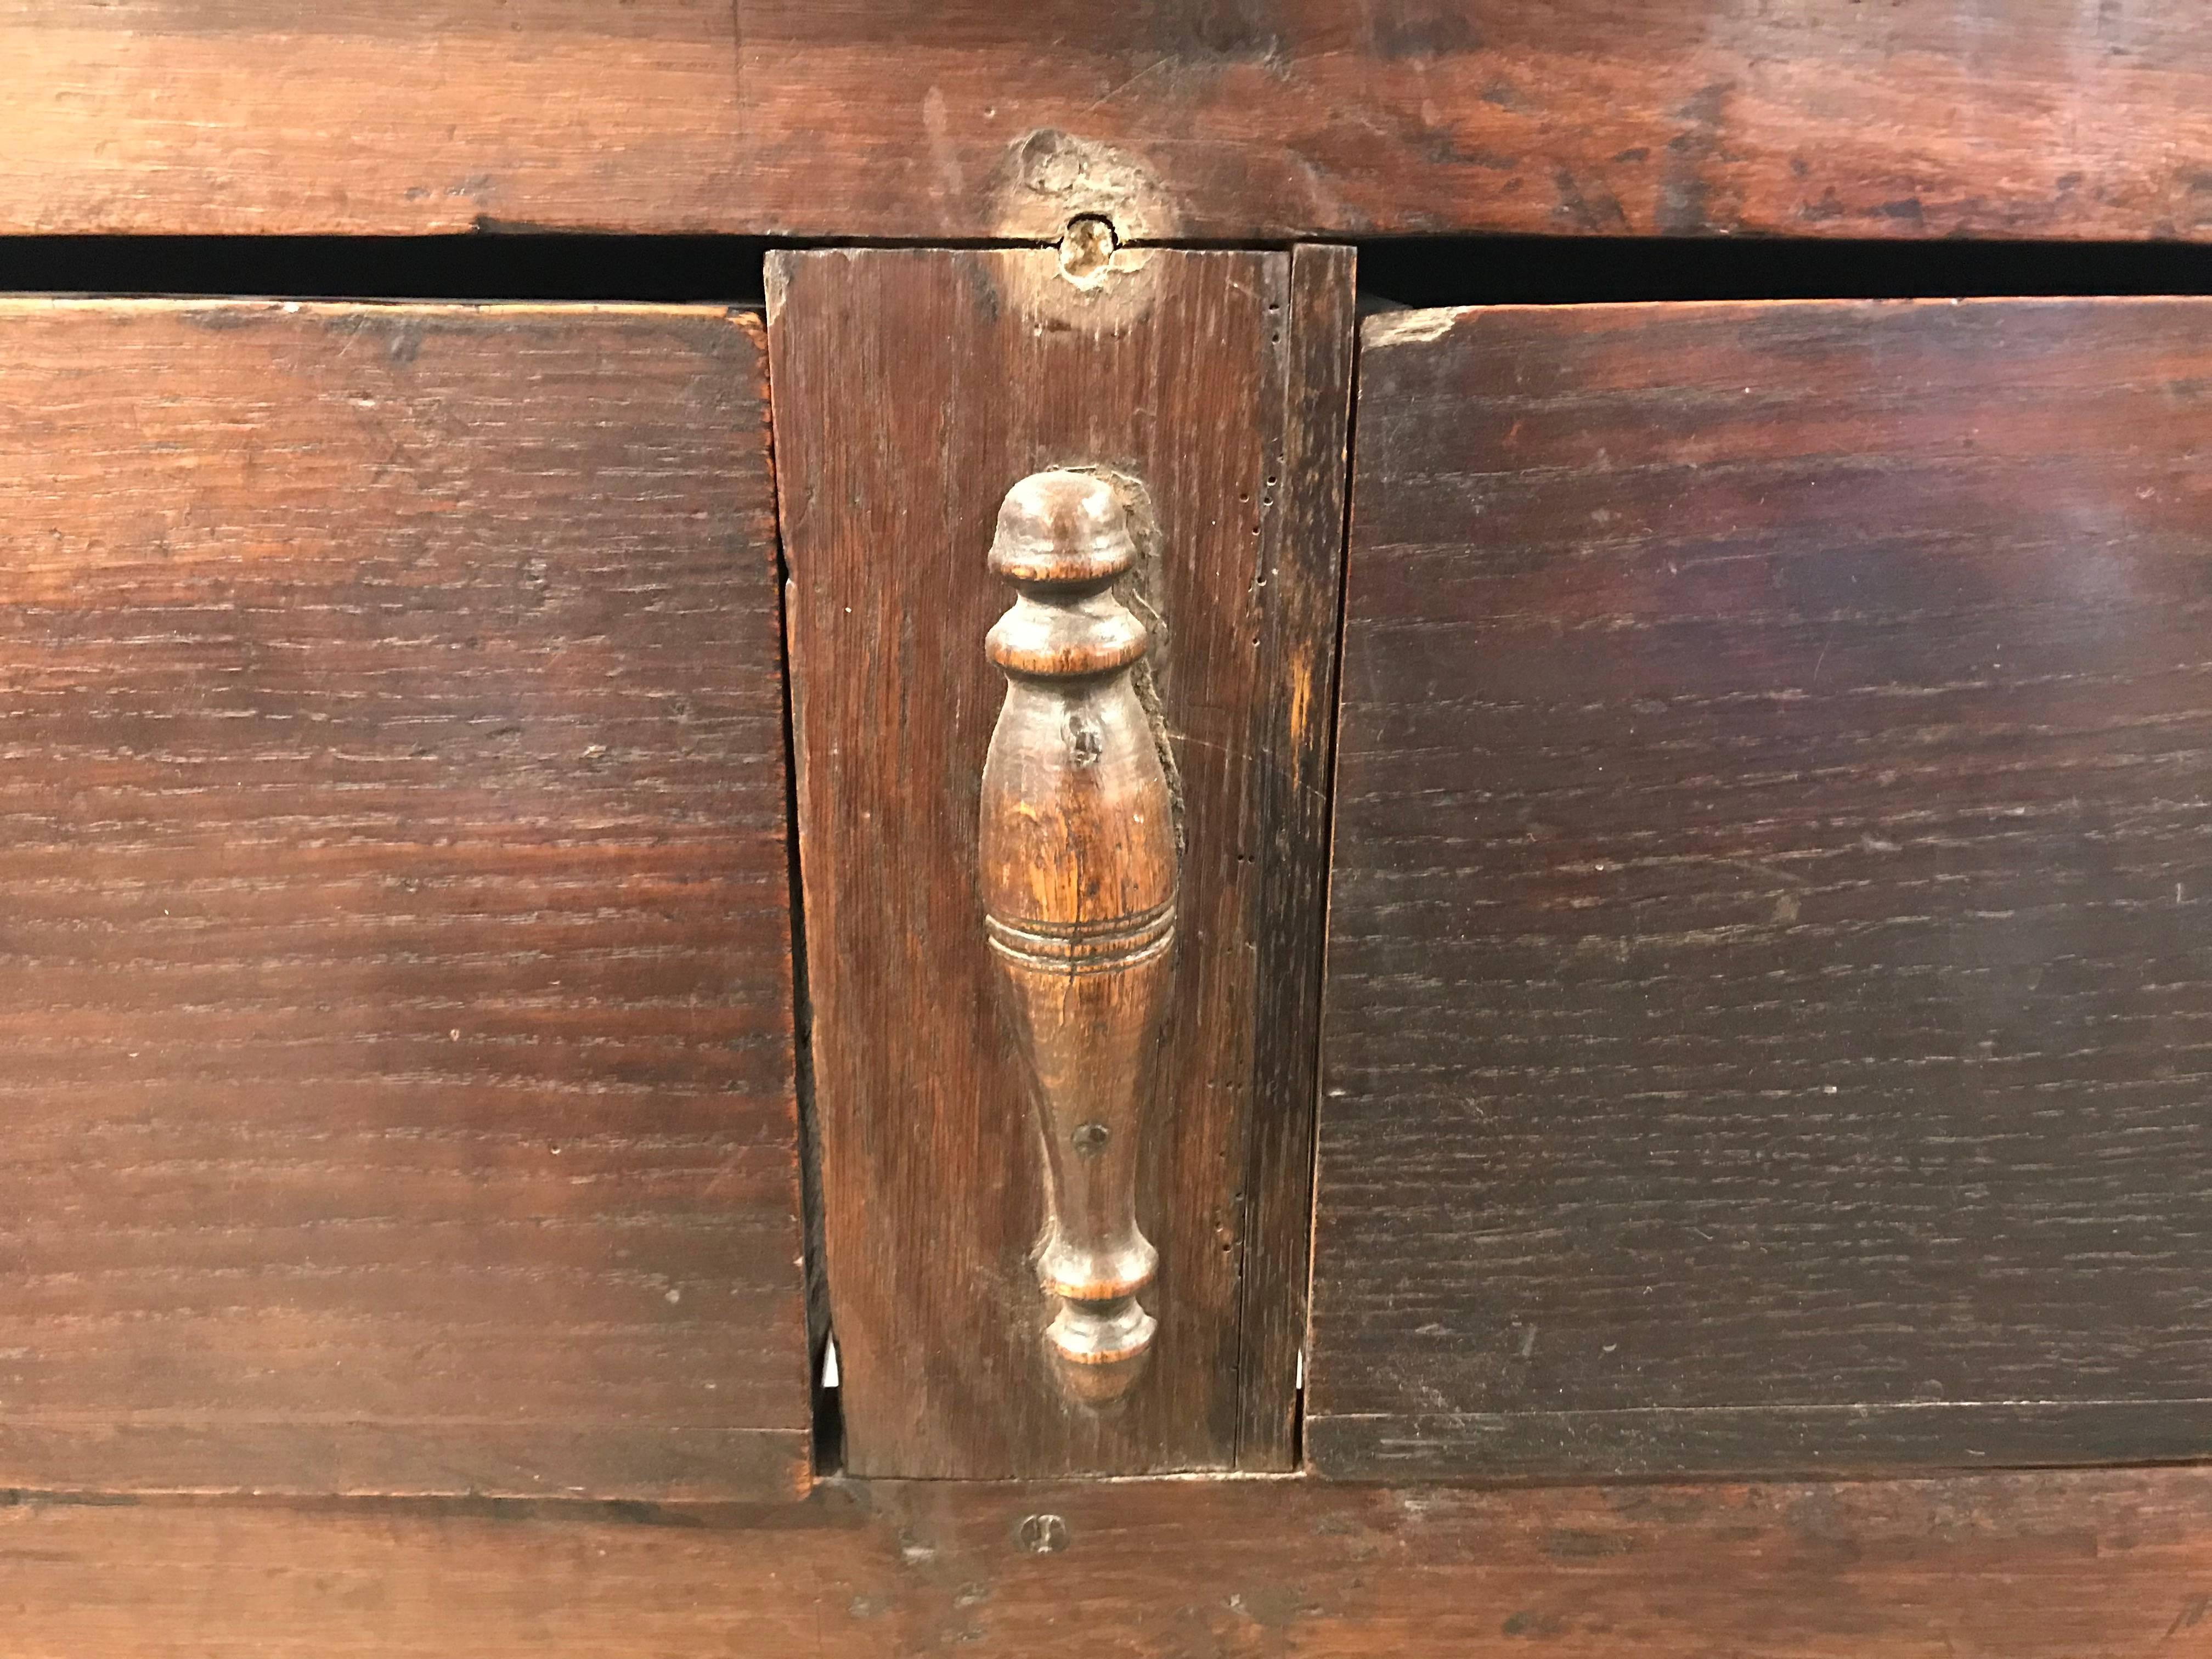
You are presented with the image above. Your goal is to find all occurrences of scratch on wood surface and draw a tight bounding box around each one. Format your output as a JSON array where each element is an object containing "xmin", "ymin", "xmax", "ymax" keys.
[{"xmin": 1361, "ymin": 307, "xmax": 1463, "ymax": 347}]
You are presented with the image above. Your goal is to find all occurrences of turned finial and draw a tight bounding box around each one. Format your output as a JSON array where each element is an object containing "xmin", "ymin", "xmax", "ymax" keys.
[{"xmin": 977, "ymin": 470, "xmax": 1176, "ymax": 1407}]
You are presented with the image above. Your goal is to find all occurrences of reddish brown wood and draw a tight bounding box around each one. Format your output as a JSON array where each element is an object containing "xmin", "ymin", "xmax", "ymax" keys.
[
  {"xmin": 1238, "ymin": 242, "xmax": 1358, "ymax": 1466},
  {"xmin": 979, "ymin": 471, "xmax": 1178, "ymax": 1407},
  {"xmin": 7, "ymin": 1466, "xmax": 2212, "ymax": 1654},
  {"xmin": 3, "ymin": 4, "xmax": 2210, "ymax": 240},
  {"xmin": 770, "ymin": 245, "xmax": 1354, "ymax": 1477},
  {"xmin": 0, "ymin": 3, "xmax": 745, "ymax": 235},
  {"xmin": 1314, "ymin": 295, "xmax": 2212, "ymax": 1481},
  {"xmin": 0, "ymin": 300, "xmax": 808, "ymax": 1498},
  {"xmin": 733, "ymin": 2, "xmax": 2212, "ymax": 241}
]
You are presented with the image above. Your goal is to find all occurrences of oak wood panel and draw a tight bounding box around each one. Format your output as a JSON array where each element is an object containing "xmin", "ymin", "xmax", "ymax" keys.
[
  {"xmin": 5, "ymin": 3, "xmax": 2212, "ymax": 240},
  {"xmin": 1313, "ymin": 296, "xmax": 2212, "ymax": 1480},
  {"xmin": 734, "ymin": 1, "xmax": 2212, "ymax": 241},
  {"xmin": 770, "ymin": 245, "xmax": 1353, "ymax": 1477},
  {"xmin": 0, "ymin": 3, "xmax": 745, "ymax": 235},
  {"xmin": 1238, "ymin": 242, "xmax": 1357, "ymax": 1465},
  {"xmin": 9, "ymin": 1466, "xmax": 2212, "ymax": 1654},
  {"xmin": 0, "ymin": 299, "xmax": 808, "ymax": 1497}
]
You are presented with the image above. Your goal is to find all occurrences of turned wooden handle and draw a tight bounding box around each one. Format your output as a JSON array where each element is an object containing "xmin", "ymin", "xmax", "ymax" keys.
[{"xmin": 979, "ymin": 470, "xmax": 1176, "ymax": 1407}]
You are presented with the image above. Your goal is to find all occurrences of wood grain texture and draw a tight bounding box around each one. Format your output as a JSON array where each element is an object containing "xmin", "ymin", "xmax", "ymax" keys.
[
  {"xmin": 979, "ymin": 471, "xmax": 1179, "ymax": 1407},
  {"xmin": 1314, "ymin": 296, "xmax": 2212, "ymax": 1480},
  {"xmin": 9, "ymin": 1466, "xmax": 2212, "ymax": 1654},
  {"xmin": 771, "ymin": 246, "xmax": 1353, "ymax": 1477},
  {"xmin": 0, "ymin": 3, "xmax": 746, "ymax": 235},
  {"xmin": 733, "ymin": 1, "xmax": 2212, "ymax": 241},
  {"xmin": 0, "ymin": 300, "xmax": 808, "ymax": 1497},
  {"xmin": 4, "ymin": 3, "xmax": 2212, "ymax": 240},
  {"xmin": 1237, "ymin": 242, "xmax": 1357, "ymax": 1468}
]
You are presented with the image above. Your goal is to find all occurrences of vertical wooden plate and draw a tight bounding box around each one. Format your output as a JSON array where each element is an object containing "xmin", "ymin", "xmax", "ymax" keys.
[{"xmin": 771, "ymin": 245, "xmax": 1353, "ymax": 1476}]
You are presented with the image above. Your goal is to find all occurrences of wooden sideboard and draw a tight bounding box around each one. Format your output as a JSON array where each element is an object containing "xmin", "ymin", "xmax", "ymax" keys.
[{"xmin": 5, "ymin": 7, "xmax": 2212, "ymax": 1654}]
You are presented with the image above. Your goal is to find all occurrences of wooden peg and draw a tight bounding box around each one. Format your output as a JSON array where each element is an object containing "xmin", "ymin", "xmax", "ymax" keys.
[{"xmin": 979, "ymin": 470, "xmax": 1176, "ymax": 1408}]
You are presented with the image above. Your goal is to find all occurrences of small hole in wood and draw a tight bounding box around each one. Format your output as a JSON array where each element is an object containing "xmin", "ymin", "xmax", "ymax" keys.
[
  {"xmin": 1058, "ymin": 215, "xmax": 1118, "ymax": 283},
  {"xmin": 1017, "ymin": 1514, "xmax": 1072, "ymax": 1554}
]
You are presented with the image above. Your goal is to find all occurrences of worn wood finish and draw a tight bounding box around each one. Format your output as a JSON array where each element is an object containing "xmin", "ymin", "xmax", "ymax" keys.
[
  {"xmin": 1314, "ymin": 296, "xmax": 2212, "ymax": 1481},
  {"xmin": 5, "ymin": 4, "xmax": 2212, "ymax": 241},
  {"xmin": 9, "ymin": 1466, "xmax": 2212, "ymax": 1654},
  {"xmin": 980, "ymin": 471, "xmax": 1178, "ymax": 1408},
  {"xmin": 772, "ymin": 245, "xmax": 1354, "ymax": 1477},
  {"xmin": 734, "ymin": 2, "xmax": 2212, "ymax": 242},
  {"xmin": 0, "ymin": 300, "xmax": 807, "ymax": 1497},
  {"xmin": 0, "ymin": 3, "xmax": 746, "ymax": 236},
  {"xmin": 1238, "ymin": 241, "xmax": 1358, "ymax": 1466}
]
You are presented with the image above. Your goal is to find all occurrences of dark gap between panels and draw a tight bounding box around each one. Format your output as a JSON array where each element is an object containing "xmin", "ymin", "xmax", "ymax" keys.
[
  {"xmin": 0, "ymin": 234, "xmax": 2207, "ymax": 306},
  {"xmin": 1353, "ymin": 234, "xmax": 2212, "ymax": 307},
  {"xmin": 0, "ymin": 235, "xmax": 775, "ymax": 302}
]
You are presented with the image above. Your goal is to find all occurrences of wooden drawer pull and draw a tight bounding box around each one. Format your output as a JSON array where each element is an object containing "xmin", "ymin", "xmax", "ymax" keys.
[{"xmin": 979, "ymin": 470, "xmax": 1176, "ymax": 1407}]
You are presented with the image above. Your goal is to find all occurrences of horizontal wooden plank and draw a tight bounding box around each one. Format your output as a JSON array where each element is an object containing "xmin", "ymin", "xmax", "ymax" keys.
[
  {"xmin": 1312, "ymin": 1402, "xmax": 2212, "ymax": 1480},
  {"xmin": 1312, "ymin": 296, "xmax": 2212, "ymax": 1480},
  {"xmin": 0, "ymin": 3, "xmax": 744, "ymax": 235},
  {"xmin": 3, "ymin": 4, "xmax": 2210, "ymax": 239},
  {"xmin": 0, "ymin": 299, "xmax": 809, "ymax": 1498},
  {"xmin": 0, "ymin": 1426, "xmax": 806, "ymax": 1504},
  {"xmin": 7, "ymin": 1466, "xmax": 2212, "ymax": 1654},
  {"xmin": 733, "ymin": 2, "xmax": 2212, "ymax": 241}
]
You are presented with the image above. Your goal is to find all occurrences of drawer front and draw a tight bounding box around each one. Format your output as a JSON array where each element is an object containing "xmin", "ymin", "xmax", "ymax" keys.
[
  {"xmin": 0, "ymin": 300, "xmax": 808, "ymax": 1497},
  {"xmin": 1311, "ymin": 296, "xmax": 2212, "ymax": 1479}
]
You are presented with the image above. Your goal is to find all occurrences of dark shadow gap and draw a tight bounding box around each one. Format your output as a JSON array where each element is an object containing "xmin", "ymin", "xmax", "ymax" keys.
[
  {"xmin": 0, "ymin": 235, "xmax": 773, "ymax": 302},
  {"xmin": 1352, "ymin": 234, "xmax": 2212, "ymax": 308},
  {"xmin": 0, "ymin": 234, "xmax": 2208, "ymax": 306}
]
